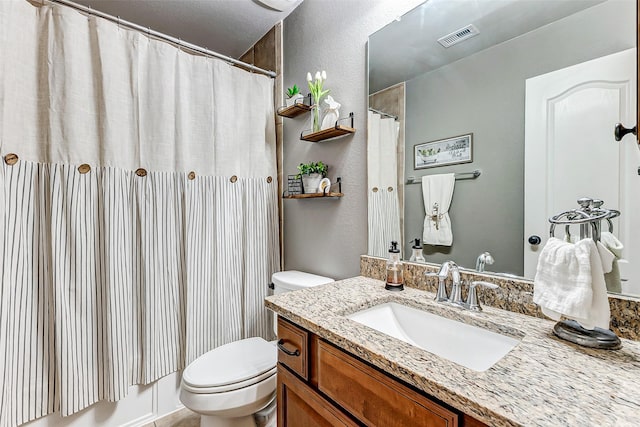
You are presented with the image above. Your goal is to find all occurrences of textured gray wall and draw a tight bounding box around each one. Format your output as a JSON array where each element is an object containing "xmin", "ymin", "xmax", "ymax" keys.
[
  {"xmin": 403, "ymin": 1, "xmax": 635, "ymax": 275},
  {"xmin": 282, "ymin": 0, "xmax": 423, "ymax": 279}
]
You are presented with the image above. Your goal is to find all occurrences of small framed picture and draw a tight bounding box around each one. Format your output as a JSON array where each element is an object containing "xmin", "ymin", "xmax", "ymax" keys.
[
  {"xmin": 414, "ymin": 133, "xmax": 473, "ymax": 170},
  {"xmin": 287, "ymin": 174, "xmax": 302, "ymax": 195}
]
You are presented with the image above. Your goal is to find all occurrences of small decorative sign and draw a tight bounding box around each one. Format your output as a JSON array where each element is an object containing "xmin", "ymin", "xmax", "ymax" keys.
[
  {"xmin": 414, "ymin": 133, "xmax": 473, "ymax": 170},
  {"xmin": 287, "ymin": 174, "xmax": 303, "ymax": 195}
]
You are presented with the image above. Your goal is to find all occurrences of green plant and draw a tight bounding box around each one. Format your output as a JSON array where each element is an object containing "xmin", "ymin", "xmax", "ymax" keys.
[
  {"xmin": 286, "ymin": 84, "xmax": 301, "ymax": 98},
  {"xmin": 306, "ymin": 71, "xmax": 330, "ymax": 104},
  {"xmin": 296, "ymin": 161, "xmax": 328, "ymax": 178}
]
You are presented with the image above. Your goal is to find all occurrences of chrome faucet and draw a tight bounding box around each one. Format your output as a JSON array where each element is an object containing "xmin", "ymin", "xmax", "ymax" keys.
[
  {"xmin": 475, "ymin": 252, "xmax": 494, "ymax": 272},
  {"xmin": 425, "ymin": 261, "xmax": 464, "ymax": 307},
  {"xmin": 426, "ymin": 261, "xmax": 499, "ymax": 310}
]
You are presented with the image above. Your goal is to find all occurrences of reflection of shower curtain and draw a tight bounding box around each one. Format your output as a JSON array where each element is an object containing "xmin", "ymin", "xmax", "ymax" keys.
[
  {"xmin": 0, "ymin": 1, "xmax": 279, "ymax": 425},
  {"xmin": 367, "ymin": 111, "xmax": 401, "ymax": 258}
]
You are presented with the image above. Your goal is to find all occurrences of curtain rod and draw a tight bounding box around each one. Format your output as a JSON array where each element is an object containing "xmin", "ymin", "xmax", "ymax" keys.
[
  {"xmin": 368, "ymin": 107, "xmax": 398, "ymax": 120},
  {"xmin": 45, "ymin": 0, "xmax": 277, "ymax": 78}
]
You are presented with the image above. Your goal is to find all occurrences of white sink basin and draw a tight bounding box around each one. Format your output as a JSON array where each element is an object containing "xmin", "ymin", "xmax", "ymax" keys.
[{"xmin": 347, "ymin": 302, "xmax": 520, "ymax": 372}]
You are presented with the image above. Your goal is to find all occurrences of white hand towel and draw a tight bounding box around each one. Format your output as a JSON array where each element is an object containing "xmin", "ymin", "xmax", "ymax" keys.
[
  {"xmin": 584, "ymin": 241, "xmax": 612, "ymax": 329},
  {"xmin": 422, "ymin": 174, "xmax": 455, "ymax": 246},
  {"xmin": 600, "ymin": 231, "xmax": 624, "ymax": 293},
  {"xmin": 533, "ymin": 237, "xmax": 610, "ymax": 330},
  {"xmin": 596, "ymin": 242, "xmax": 615, "ymax": 276}
]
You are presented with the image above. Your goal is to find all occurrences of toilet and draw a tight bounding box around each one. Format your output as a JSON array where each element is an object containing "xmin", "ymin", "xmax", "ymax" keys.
[{"xmin": 179, "ymin": 270, "xmax": 334, "ymax": 427}]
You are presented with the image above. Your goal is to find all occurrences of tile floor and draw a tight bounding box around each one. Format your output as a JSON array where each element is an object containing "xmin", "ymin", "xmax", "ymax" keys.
[
  {"xmin": 146, "ymin": 400, "xmax": 276, "ymax": 427},
  {"xmin": 143, "ymin": 408, "xmax": 200, "ymax": 427}
]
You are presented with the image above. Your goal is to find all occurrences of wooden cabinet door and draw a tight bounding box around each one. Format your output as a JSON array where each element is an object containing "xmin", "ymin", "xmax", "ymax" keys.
[
  {"xmin": 277, "ymin": 365, "xmax": 357, "ymax": 427},
  {"xmin": 317, "ymin": 340, "xmax": 458, "ymax": 427}
]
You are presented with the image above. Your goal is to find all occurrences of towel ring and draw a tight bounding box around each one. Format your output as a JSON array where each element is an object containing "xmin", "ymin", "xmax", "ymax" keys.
[
  {"xmin": 549, "ymin": 210, "xmax": 603, "ymax": 240},
  {"xmin": 548, "ymin": 200, "xmax": 617, "ymax": 243},
  {"xmin": 549, "ymin": 209, "xmax": 608, "ymax": 225},
  {"xmin": 549, "ymin": 222, "xmax": 599, "ymax": 240},
  {"xmin": 605, "ymin": 209, "xmax": 620, "ymax": 233},
  {"xmin": 546, "ymin": 197, "xmax": 622, "ymax": 350}
]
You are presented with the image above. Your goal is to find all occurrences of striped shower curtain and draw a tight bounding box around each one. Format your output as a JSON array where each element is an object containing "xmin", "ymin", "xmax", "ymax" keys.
[
  {"xmin": 367, "ymin": 111, "xmax": 401, "ymax": 258},
  {"xmin": 0, "ymin": 1, "xmax": 279, "ymax": 425}
]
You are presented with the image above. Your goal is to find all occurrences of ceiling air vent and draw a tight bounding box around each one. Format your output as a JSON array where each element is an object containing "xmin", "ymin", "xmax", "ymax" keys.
[{"xmin": 437, "ymin": 24, "xmax": 480, "ymax": 48}]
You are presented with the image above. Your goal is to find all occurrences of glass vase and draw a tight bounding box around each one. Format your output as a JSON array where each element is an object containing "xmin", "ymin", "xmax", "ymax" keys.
[{"xmin": 311, "ymin": 104, "xmax": 321, "ymax": 133}]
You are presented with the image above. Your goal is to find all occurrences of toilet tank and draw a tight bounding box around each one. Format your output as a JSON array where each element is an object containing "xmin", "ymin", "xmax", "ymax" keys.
[
  {"xmin": 271, "ymin": 270, "xmax": 334, "ymax": 294},
  {"xmin": 271, "ymin": 271, "xmax": 334, "ymax": 334}
]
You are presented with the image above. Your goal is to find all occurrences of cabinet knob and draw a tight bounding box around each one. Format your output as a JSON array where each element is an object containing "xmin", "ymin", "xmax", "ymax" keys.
[{"xmin": 528, "ymin": 235, "xmax": 542, "ymax": 245}]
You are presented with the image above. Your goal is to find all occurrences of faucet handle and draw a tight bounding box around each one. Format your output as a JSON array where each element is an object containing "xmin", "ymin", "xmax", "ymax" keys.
[
  {"xmin": 470, "ymin": 281, "xmax": 499, "ymax": 289},
  {"xmin": 465, "ymin": 281, "xmax": 498, "ymax": 311},
  {"xmin": 425, "ymin": 271, "xmax": 448, "ymax": 302}
]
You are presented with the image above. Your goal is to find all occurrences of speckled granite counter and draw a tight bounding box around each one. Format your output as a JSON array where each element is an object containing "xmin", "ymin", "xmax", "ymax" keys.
[
  {"xmin": 265, "ymin": 276, "xmax": 640, "ymax": 427},
  {"xmin": 361, "ymin": 255, "xmax": 640, "ymax": 341}
]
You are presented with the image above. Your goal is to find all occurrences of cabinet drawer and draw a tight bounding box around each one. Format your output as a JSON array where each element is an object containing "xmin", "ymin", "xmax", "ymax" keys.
[
  {"xmin": 317, "ymin": 340, "xmax": 458, "ymax": 427},
  {"xmin": 277, "ymin": 317, "xmax": 309, "ymax": 380}
]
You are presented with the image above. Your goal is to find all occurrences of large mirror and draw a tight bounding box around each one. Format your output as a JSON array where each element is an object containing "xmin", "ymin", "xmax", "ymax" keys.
[{"xmin": 367, "ymin": 0, "xmax": 640, "ymax": 297}]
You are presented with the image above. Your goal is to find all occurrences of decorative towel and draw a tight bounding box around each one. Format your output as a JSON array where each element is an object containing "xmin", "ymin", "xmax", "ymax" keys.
[
  {"xmin": 600, "ymin": 231, "xmax": 624, "ymax": 293},
  {"xmin": 533, "ymin": 237, "xmax": 610, "ymax": 330},
  {"xmin": 422, "ymin": 174, "xmax": 455, "ymax": 246}
]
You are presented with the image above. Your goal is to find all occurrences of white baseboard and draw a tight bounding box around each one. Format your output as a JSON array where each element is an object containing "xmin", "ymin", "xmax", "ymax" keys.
[{"xmin": 25, "ymin": 373, "xmax": 184, "ymax": 427}]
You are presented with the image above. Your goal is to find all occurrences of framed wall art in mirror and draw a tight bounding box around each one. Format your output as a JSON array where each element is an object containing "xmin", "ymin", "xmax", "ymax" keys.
[{"xmin": 414, "ymin": 133, "xmax": 472, "ymax": 170}]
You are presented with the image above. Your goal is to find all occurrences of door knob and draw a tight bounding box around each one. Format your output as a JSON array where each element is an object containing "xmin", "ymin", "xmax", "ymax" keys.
[
  {"xmin": 614, "ymin": 123, "xmax": 637, "ymax": 141},
  {"xmin": 528, "ymin": 235, "xmax": 542, "ymax": 245}
]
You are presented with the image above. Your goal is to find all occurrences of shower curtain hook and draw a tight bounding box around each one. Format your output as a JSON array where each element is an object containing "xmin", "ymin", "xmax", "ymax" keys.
[
  {"xmin": 117, "ymin": 16, "xmax": 121, "ymax": 30},
  {"xmin": 87, "ymin": 5, "xmax": 91, "ymax": 20}
]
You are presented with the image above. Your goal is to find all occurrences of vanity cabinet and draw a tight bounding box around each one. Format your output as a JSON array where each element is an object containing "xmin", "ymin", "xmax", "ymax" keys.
[
  {"xmin": 278, "ymin": 366, "xmax": 358, "ymax": 426},
  {"xmin": 276, "ymin": 317, "xmax": 487, "ymax": 427}
]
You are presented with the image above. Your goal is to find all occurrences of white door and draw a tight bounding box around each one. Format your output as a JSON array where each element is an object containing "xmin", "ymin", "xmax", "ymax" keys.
[{"xmin": 524, "ymin": 48, "xmax": 639, "ymax": 291}]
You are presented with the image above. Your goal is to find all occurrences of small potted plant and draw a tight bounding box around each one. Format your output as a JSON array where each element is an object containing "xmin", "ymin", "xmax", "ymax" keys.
[
  {"xmin": 296, "ymin": 161, "xmax": 328, "ymax": 193},
  {"xmin": 285, "ymin": 84, "xmax": 304, "ymax": 107}
]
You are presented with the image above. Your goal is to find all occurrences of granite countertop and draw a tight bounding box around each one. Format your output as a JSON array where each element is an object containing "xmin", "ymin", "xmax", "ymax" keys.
[{"xmin": 265, "ymin": 276, "xmax": 640, "ymax": 427}]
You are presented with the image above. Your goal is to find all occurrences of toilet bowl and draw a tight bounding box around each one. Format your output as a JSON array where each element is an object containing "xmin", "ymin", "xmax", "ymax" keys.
[
  {"xmin": 180, "ymin": 337, "xmax": 277, "ymax": 427},
  {"xmin": 179, "ymin": 271, "xmax": 334, "ymax": 427}
]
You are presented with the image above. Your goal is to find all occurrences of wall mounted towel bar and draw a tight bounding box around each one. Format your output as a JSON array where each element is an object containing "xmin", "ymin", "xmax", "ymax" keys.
[{"xmin": 406, "ymin": 170, "xmax": 481, "ymax": 184}]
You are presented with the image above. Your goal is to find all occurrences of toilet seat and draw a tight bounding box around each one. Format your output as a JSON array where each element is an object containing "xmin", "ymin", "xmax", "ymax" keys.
[
  {"xmin": 182, "ymin": 366, "xmax": 276, "ymax": 394},
  {"xmin": 182, "ymin": 337, "xmax": 277, "ymax": 394}
]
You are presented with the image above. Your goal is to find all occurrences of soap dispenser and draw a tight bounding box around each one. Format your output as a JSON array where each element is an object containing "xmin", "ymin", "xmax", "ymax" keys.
[
  {"xmin": 385, "ymin": 241, "xmax": 404, "ymax": 291},
  {"xmin": 409, "ymin": 238, "xmax": 425, "ymax": 263}
]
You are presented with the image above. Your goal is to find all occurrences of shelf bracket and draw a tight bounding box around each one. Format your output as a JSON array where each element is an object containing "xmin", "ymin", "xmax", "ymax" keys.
[{"xmin": 335, "ymin": 112, "xmax": 354, "ymax": 130}]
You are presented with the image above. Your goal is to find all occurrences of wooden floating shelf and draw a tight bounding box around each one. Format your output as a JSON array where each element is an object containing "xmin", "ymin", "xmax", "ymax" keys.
[
  {"xmin": 300, "ymin": 125, "xmax": 356, "ymax": 142},
  {"xmin": 283, "ymin": 192, "xmax": 344, "ymax": 199},
  {"xmin": 277, "ymin": 103, "xmax": 313, "ymax": 118}
]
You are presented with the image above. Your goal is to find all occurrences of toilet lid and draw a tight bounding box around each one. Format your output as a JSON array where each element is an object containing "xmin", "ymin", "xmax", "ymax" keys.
[{"xmin": 182, "ymin": 337, "xmax": 277, "ymax": 389}]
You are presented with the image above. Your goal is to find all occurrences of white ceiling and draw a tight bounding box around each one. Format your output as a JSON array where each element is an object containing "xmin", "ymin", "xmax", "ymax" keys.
[
  {"xmin": 76, "ymin": 0, "xmax": 302, "ymax": 59},
  {"xmin": 368, "ymin": 0, "xmax": 606, "ymax": 93}
]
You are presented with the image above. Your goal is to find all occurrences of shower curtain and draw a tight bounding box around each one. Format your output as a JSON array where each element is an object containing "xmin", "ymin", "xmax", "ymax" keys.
[
  {"xmin": 367, "ymin": 111, "xmax": 401, "ymax": 258},
  {"xmin": 0, "ymin": 1, "xmax": 279, "ymax": 426}
]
